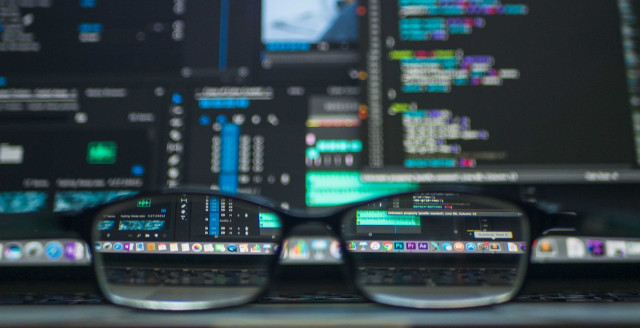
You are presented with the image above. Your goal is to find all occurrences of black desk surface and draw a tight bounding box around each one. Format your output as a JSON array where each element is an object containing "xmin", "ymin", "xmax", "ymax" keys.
[
  {"xmin": 0, "ymin": 303, "xmax": 640, "ymax": 327},
  {"xmin": 3, "ymin": 262, "xmax": 640, "ymax": 327}
]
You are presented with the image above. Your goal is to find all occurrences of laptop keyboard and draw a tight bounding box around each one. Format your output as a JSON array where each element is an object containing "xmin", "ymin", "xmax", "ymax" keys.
[
  {"xmin": 105, "ymin": 267, "xmax": 268, "ymax": 286},
  {"xmin": 514, "ymin": 291, "xmax": 640, "ymax": 303},
  {"xmin": 1, "ymin": 266, "xmax": 639, "ymax": 305},
  {"xmin": 0, "ymin": 292, "xmax": 105, "ymax": 305},
  {"xmin": 357, "ymin": 267, "xmax": 517, "ymax": 286},
  {"xmin": 2, "ymin": 291, "xmax": 640, "ymax": 305},
  {"xmin": 106, "ymin": 266, "xmax": 517, "ymax": 287}
]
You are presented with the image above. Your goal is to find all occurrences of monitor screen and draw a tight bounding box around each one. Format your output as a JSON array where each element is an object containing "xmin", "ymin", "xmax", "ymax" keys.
[
  {"xmin": 361, "ymin": 0, "xmax": 640, "ymax": 187},
  {"xmin": 0, "ymin": 0, "xmax": 638, "ymax": 213}
]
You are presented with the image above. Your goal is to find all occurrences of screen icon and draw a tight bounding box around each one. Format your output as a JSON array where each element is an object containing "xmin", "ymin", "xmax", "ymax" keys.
[
  {"xmin": 87, "ymin": 141, "xmax": 117, "ymax": 164},
  {"xmin": 238, "ymin": 244, "xmax": 249, "ymax": 253},
  {"xmin": 0, "ymin": 144, "xmax": 24, "ymax": 164},
  {"xmin": 519, "ymin": 243, "xmax": 527, "ymax": 252},
  {"xmin": 539, "ymin": 241, "xmax": 553, "ymax": 252},
  {"xmin": 329, "ymin": 241, "xmax": 342, "ymax": 259},
  {"xmin": 147, "ymin": 243, "xmax": 156, "ymax": 251},
  {"xmin": 181, "ymin": 243, "xmax": 190, "ymax": 252},
  {"xmin": 627, "ymin": 242, "xmax": 640, "ymax": 256},
  {"xmin": 203, "ymin": 244, "xmax": 214, "ymax": 252},
  {"xmin": 158, "ymin": 243, "xmax": 167, "ymax": 251},
  {"xmin": 370, "ymin": 241, "xmax": 381, "ymax": 251},
  {"xmin": 102, "ymin": 242, "xmax": 112, "ymax": 250},
  {"xmin": 65, "ymin": 242, "xmax": 85, "ymax": 260},
  {"xmin": 250, "ymin": 244, "xmax": 261, "ymax": 253},
  {"xmin": 489, "ymin": 243, "xmax": 501, "ymax": 251},
  {"xmin": 215, "ymin": 244, "xmax": 226, "ymax": 252},
  {"xmin": 586, "ymin": 240, "xmax": 605, "ymax": 256},
  {"xmin": 478, "ymin": 242, "xmax": 489, "ymax": 251},
  {"xmin": 131, "ymin": 164, "xmax": 145, "ymax": 177},
  {"xmin": 280, "ymin": 240, "xmax": 289, "ymax": 260},
  {"xmin": 113, "ymin": 243, "xmax": 123, "ymax": 251},
  {"xmin": 417, "ymin": 242, "xmax": 429, "ymax": 251},
  {"xmin": 442, "ymin": 243, "xmax": 453, "ymax": 251},
  {"xmin": 169, "ymin": 243, "xmax": 179, "ymax": 252},
  {"xmin": 382, "ymin": 242, "xmax": 393, "ymax": 251},
  {"xmin": 406, "ymin": 242, "xmax": 416, "ymax": 250},
  {"xmin": 45, "ymin": 241, "xmax": 63, "ymax": 260},
  {"xmin": 137, "ymin": 199, "xmax": 151, "ymax": 208},
  {"xmin": 393, "ymin": 242, "xmax": 404, "ymax": 250},
  {"xmin": 5, "ymin": 243, "xmax": 23, "ymax": 261},
  {"xmin": 535, "ymin": 238, "xmax": 557, "ymax": 257},
  {"xmin": 566, "ymin": 237, "xmax": 586, "ymax": 258},
  {"xmin": 24, "ymin": 241, "xmax": 44, "ymax": 259},
  {"xmin": 136, "ymin": 243, "xmax": 145, "ymax": 251},
  {"xmin": 290, "ymin": 240, "xmax": 309, "ymax": 259},
  {"xmin": 454, "ymin": 242, "xmax": 464, "ymax": 251},
  {"xmin": 192, "ymin": 243, "xmax": 202, "ymax": 252},
  {"xmin": 227, "ymin": 244, "xmax": 237, "ymax": 252},
  {"xmin": 507, "ymin": 242, "xmax": 519, "ymax": 253},
  {"xmin": 465, "ymin": 242, "xmax": 476, "ymax": 251},
  {"xmin": 311, "ymin": 239, "xmax": 329, "ymax": 250},
  {"xmin": 606, "ymin": 240, "xmax": 626, "ymax": 258}
]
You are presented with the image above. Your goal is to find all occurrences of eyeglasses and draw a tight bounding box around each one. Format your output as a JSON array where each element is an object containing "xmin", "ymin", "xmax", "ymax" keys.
[{"xmin": 70, "ymin": 190, "xmax": 560, "ymax": 311}]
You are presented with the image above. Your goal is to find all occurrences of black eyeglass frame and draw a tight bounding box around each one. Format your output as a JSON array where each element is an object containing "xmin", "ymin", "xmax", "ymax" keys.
[{"xmin": 57, "ymin": 187, "xmax": 565, "ymax": 311}]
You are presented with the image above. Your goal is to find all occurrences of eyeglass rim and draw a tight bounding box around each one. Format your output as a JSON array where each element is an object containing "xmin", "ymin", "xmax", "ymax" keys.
[{"xmin": 88, "ymin": 190, "xmax": 533, "ymax": 311}]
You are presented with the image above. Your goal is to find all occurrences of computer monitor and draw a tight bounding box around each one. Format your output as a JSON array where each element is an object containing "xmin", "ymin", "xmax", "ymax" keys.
[{"xmin": 1, "ymin": 0, "xmax": 639, "ymax": 265}]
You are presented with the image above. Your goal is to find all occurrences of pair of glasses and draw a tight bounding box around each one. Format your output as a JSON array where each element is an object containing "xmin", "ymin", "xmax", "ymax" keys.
[{"xmin": 63, "ymin": 190, "xmax": 564, "ymax": 311}]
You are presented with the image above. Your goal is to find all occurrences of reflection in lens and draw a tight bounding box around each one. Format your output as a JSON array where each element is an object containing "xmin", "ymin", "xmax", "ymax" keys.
[
  {"xmin": 92, "ymin": 194, "xmax": 281, "ymax": 310},
  {"xmin": 342, "ymin": 192, "xmax": 529, "ymax": 308}
]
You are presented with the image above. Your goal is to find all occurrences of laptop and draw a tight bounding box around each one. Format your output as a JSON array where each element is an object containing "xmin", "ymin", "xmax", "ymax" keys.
[{"xmin": 1, "ymin": 0, "xmax": 640, "ymax": 325}]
